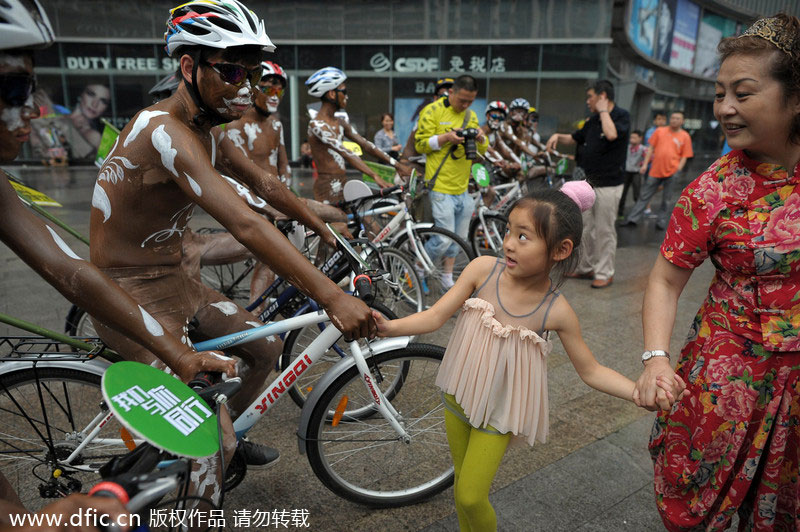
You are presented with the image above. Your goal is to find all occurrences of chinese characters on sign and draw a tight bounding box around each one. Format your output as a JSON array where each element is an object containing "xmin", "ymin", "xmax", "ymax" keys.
[
  {"xmin": 111, "ymin": 385, "xmax": 213, "ymax": 436},
  {"xmin": 148, "ymin": 508, "xmax": 311, "ymax": 529},
  {"xmin": 369, "ymin": 52, "xmax": 506, "ymax": 74}
]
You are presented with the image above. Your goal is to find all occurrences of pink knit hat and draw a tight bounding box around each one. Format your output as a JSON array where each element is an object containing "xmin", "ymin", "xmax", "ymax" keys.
[{"xmin": 560, "ymin": 181, "xmax": 595, "ymax": 212}]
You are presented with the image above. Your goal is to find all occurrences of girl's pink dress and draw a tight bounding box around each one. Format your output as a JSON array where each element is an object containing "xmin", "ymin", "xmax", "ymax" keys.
[{"xmin": 435, "ymin": 260, "xmax": 558, "ymax": 446}]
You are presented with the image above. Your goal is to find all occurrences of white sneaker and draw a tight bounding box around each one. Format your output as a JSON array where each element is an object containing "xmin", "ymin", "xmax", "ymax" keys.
[{"xmin": 439, "ymin": 273, "xmax": 455, "ymax": 290}]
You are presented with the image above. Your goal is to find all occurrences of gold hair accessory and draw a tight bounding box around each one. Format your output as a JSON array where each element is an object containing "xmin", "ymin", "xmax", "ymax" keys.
[{"xmin": 740, "ymin": 17, "xmax": 795, "ymax": 56}]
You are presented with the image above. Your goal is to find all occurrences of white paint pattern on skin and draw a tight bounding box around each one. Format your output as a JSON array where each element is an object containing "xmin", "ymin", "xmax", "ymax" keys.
[
  {"xmin": 210, "ymin": 301, "xmax": 238, "ymax": 316},
  {"xmin": 191, "ymin": 455, "xmax": 221, "ymax": 506},
  {"xmin": 243, "ymin": 122, "xmax": 261, "ymax": 151},
  {"xmin": 151, "ymin": 124, "xmax": 178, "ymax": 177},
  {"xmin": 226, "ymin": 128, "xmax": 247, "ymax": 156},
  {"xmin": 185, "ymin": 172, "xmax": 202, "ymax": 197},
  {"xmin": 1, "ymin": 107, "xmax": 24, "ymax": 131},
  {"xmin": 327, "ymin": 148, "xmax": 345, "ymax": 170},
  {"xmin": 271, "ymin": 120, "xmax": 281, "ymax": 132},
  {"xmin": 246, "ymin": 321, "xmax": 262, "ymax": 328},
  {"xmin": 45, "ymin": 226, "xmax": 82, "ymax": 260},
  {"xmin": 140, "ymin": 203, "xmax": 194, "ymax": 247},
  {"xmin": 91, "ymin": 182, "xmax": 112, "ymax": 222},
  {"xmin": 221, "ymin": 175, "xmax": 267, "ymax": 209},
  {"xmin": 269, "ymin": 146, "xmax": 279, "ymax": 168},
  {"xmin": 98, "ymin": 155, "xmax": 138, "ymax": 185},
  {"xmin": 0, "ymin": 54, "xmax": 26, "ymax": 69},
  {"xmin": 222, "ymin": 84, "xmax": 252, "ymax": 113},
  {"xmin": 211, "ymin": 133, "xmax": 217, "ymax": 166},
  {"xmin": 139, "ymin": 305, "xmax": 164, "ymax": 337},
  {"xmin": 209, "ymin": 352, "xmax": 233, "ymax": 361},
  {"xmin": 330, "ymin": 314, "xmax": 345, "ymax": 331},
  {"xmin": 124, "ymin": 110, "xmax": 168, "ymax": 147}
]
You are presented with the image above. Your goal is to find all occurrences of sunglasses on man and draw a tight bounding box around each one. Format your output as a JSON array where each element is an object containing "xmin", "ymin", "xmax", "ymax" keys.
[
  {"xmin": 259, "ymin": 84, "xmax": 285, "ymax": 98},
  {"xmin": 203, "ymin": 61, "xmax": 262, "ymax": 87},
  {"xmin": 488, "ymin": 113, "xmax": 505, "ymax": 121},
  {"xmin": 0, "ymin": 73, "xmax": 36, "ymax": 108}
]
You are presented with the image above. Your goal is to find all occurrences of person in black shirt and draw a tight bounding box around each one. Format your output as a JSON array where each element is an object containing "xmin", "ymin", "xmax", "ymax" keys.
[{"xmin": 546, "ymin": 80, "xmax": 630, "ymax": 288}]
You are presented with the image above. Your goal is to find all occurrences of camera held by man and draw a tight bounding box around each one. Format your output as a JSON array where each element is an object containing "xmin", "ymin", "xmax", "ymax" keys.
[{"xmin": 456, "ymin": 128, "xmax": 480, "ymax": 160}]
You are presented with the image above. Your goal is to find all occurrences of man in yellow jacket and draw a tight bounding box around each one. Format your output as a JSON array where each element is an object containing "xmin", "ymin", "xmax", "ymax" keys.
[{"xmin": 415, "ymin": 74, "xmax": 488, "ymax": 288}]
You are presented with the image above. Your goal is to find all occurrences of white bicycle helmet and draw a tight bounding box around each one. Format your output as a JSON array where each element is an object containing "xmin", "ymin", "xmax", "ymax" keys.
[
  {"xmin": 0, "ymin": 0, "xmax": 54, "ymax": 51},
  {"xmin": 509, "ymin": 98, "xmax": 531, "ymax": 111},
  {"xmin": 164, "ymin": 0, "xmax": 275, "ymax": 57},
  {"xmin": 485, "ymin": 101, "xmax": 508, "ymax": 116},
  {"xmin": 305, "ymin": 67, "xmax": 347, "ymax": 98},
  {"xmin": 261, "ymin": 60, "xmax": 287, "ymax": 83}
]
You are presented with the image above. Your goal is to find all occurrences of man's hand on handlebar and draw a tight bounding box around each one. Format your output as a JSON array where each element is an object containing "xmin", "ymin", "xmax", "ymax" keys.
[
  {"xmin": 395, "ymin": 161, "xmax": 412, "ymax": 179},
  {"xmin": 173, "ymin": 349, "xmax": 237, "ymax": 384},
  {"xmin": 325, "ymin": 294, "xmax": 377, "ymax": 343}
]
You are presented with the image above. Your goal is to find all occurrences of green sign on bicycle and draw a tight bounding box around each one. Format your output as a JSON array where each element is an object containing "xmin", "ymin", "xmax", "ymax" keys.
[
  {"xmin": 471, "ymin": 163, "xmax": 490, "ymax": 187},
  {"xmin": 102, "ymin": 361, "xmax": 219, "ymax": 458}
]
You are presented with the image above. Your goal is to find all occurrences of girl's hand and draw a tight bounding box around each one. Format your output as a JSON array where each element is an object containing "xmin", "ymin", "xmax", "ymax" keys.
[
  {"xmin": 655, "ymin": 374, "xmax": 690, "ymax": 404},
  {"xmin": 371, "ymin": 309, "xmax": 391, "ymax": 337}
]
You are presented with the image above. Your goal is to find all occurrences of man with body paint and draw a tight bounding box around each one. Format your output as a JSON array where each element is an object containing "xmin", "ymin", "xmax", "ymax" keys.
[
  {"xmin": 220, "ymin": 61, "xmax": 349, "ymax": 304},
  {"xmin": 305, "ymin": 67, "xmax": 411, "ymax": 203},
  {"xmin": 0, "ymin": 0, "xmax": 233, "ymax": 527},
  {"xmin": 88, "ymin": 1, "xmax": 376, "ymax": 482}
]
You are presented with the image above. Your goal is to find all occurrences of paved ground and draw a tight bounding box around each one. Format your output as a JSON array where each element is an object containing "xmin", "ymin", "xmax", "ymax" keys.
[{"xmin": 0, "ymin": 163, "xmax": 719, "ymax": 531}]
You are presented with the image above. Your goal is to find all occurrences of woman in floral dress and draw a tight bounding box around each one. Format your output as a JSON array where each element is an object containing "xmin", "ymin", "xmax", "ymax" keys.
[{"xmin": 632, "ymin": 14, "xmax": 800, "ymax": 531}]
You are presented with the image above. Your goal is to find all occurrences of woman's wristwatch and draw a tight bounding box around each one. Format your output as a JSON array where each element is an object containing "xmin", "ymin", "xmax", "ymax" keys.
[{"xmin": 641, "ymin": 350, "xmax": 670, "ymax": 365}]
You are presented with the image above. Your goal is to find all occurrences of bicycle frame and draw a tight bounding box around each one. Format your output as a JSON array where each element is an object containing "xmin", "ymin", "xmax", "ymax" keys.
[{"xmin": 191, "ymin": 311, "xmax": 410, "ymax": 439}]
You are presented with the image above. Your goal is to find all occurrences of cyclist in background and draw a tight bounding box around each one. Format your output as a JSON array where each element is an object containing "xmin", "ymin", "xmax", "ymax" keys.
[
  {"xmin": 218, "ymin": 60, "xmax": 349, "ymax": 305},
  {"xmin": 480, "ymin": 100, "xmax": 522, "ymax": 180},
  {"xmin": 305, "ymin": 67, "xmax": 409, "ymax": 203},
  {"xmin": 505, "ymin": 98, "xmax": 547, "ymax": 180}
]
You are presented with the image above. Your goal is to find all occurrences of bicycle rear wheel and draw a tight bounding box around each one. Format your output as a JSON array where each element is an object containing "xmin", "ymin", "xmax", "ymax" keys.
[
  {"xmin": 64, "ymin": 306, "xmax": 96, "ymax": 337},
  {"xmin": 304, "ymin": 344, "xmax": 453, "ymax": 507},
  {"xmin": 395, "ymin": 226, "xmax": 475, "ymax": 307},
  {"xmin": 0, "ymin": 366, "xmax": 129, "ymax": 511},
  {"xmin": 469, "ymin": 212, "xmax": 507, "ymax": 257},
  {"xmin": 370, "ymin": 247, "xmax": 423, "ymax": 318}
]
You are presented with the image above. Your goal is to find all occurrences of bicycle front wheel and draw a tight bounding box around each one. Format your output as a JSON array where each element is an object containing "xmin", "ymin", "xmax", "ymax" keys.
[
  {"xmin": 305, "ymin": 343, "xmax": 453, "ymax": 507},
  {"xmin": 64, "ymin": 306, "xmax": 97, "ymax": 337},
  {"xmin": 0, "ymin": 367, "xmax": 129, "ymax": 511},
  {"xmin": 280, "ymin": 302, "xmax": 399, "ymax": 409},
  {"xmin": 469, "ymin": 212, "xmax": 507, "ymax": 257}
]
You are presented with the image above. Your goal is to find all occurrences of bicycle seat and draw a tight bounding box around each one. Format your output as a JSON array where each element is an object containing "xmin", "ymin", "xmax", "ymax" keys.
[{"xmin": 343, "ymin": 180, "xmax": 373, "ymax": 202}]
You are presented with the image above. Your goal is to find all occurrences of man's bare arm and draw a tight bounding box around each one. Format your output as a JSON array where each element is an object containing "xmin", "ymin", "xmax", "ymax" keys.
[
  {"xmin": 216, "ymin": 132, "xmax": 335, "ymax": 246},
  {"xmin": 341, "ymin": 119, "xmax": 410, "ymax": 179},
  {"xmin": 309, "ymin": 119, "xmax": 391, "ymax": 187},
  {"xmin": 0, "ymin": 179, "xmax": 235, "ymax": 382}
]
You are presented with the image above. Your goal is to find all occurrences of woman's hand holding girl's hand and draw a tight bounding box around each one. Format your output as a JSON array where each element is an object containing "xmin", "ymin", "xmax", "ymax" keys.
[{"xmin": 371, "ymin": 309, "xmax": 391, "ymax": 337}]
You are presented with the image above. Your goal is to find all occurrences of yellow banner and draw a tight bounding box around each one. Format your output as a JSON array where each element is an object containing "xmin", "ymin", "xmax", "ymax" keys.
[{"xmin": 8, "ymin": 179, "xmax": 61, "ymax": 207}]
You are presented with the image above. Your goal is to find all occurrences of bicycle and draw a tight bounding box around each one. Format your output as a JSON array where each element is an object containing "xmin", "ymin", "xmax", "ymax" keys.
[{"xmin": 0, "ymin": 228, "xmax": 453, "ymax": 510}]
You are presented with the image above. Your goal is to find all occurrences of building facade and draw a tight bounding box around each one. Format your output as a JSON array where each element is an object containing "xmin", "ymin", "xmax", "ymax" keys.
[{"xmin": 23, "ymin": 0, "xmax": 799, "ymax": 165}]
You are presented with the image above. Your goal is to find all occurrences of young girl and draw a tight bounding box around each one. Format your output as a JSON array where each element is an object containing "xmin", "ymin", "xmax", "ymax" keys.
[{"xmin": 374, "ymin": 181, "xmax": 684, "ymax": 531}]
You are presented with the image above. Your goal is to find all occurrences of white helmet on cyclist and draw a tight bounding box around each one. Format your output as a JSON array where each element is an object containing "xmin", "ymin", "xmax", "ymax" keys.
[
  {"xmin": 509, "ymin": 98, "xmax": 531, "ymax": 111},
  {"xmin": 164, "ymin": 0, "xmax": 275, "ymax": 57},
  {"xmin": 485, "ymin": 101, "xmax": 508, "ymax": 116},
  {"xmin": 261, "ymin": 61, "xmax": 287, "ymax": 85},
  {"xmin": 305, "ymin": 67, "xmax": 347, "ymax": 98},
  {"xmin": 0, "ymin": 0, "xmax": 54, "ymax": 51}
]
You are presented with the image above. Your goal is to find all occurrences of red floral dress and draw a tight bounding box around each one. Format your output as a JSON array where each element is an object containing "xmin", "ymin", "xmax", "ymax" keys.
[{"xmin": 651, "ymin": 150, "xmax": 800, "ymax": 531}]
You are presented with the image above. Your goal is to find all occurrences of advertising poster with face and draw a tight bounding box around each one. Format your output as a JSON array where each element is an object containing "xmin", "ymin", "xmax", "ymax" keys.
[
  {"xmin": 654, "ymin": 0, "xmax": 677, "ymax": 64},
  {"xmin": 628, "ymin": 0, "xmax": 658, "ymax": 57},
  {"xmin": 693, "ymin": 12, "xmax": 739, "ymax": 78},
  {"xmin": 29, "ymin": 76, "xmax": 111, "ymax": 163},
  {"xmin": 668, "ymin": 0, "xmax": 700, "ymax": 72}
]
